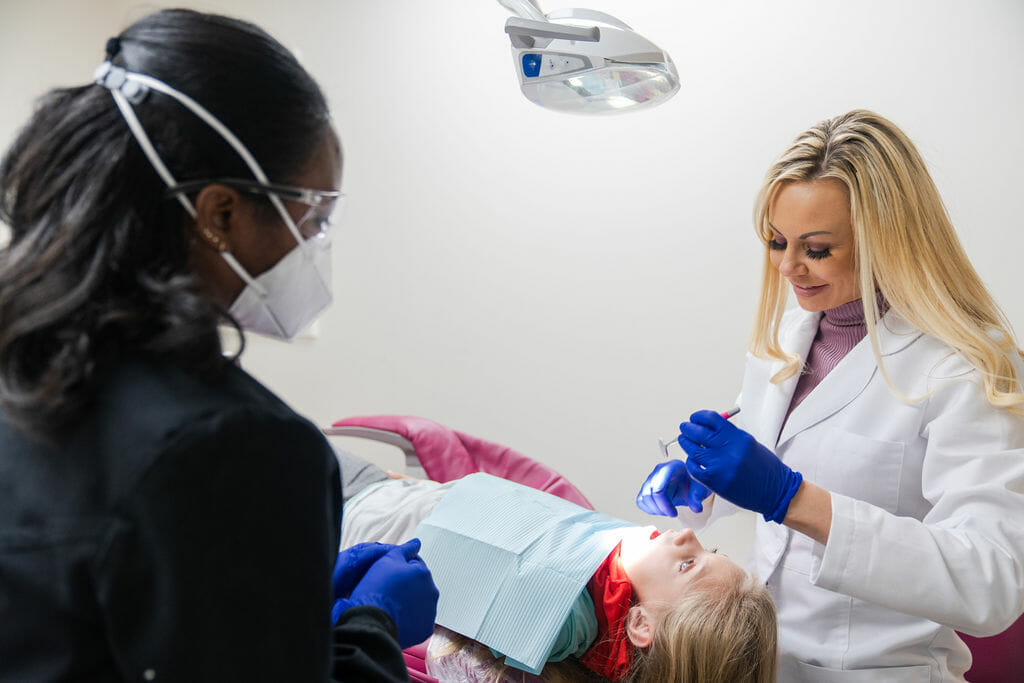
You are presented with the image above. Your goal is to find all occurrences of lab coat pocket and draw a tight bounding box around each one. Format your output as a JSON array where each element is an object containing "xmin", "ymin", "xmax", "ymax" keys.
[
  {"xmin": 795, "ymin": 660, "xmax": 930, "ymax": 683},
  {"xmin": 819, "ymin": 430, "xmax": 905, "ymax": 514}
]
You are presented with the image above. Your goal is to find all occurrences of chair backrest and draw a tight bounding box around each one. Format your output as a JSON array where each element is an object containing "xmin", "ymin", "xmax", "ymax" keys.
[
  {"xmin": 329, "ymin": 415, "xmax": 594, "ymax": 509},
  {"xmin": 402, "ymin": 642, "xmax": 436, "ymax": 683},
  {"xmin": 959, "ymin": 613, "xmax": 1024, "ymax": 682}
]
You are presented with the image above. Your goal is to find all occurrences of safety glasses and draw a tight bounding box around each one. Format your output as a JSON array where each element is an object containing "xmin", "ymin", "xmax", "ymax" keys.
[{"xmin": 169, "ymin": 178, "xmax": 345, "ymax": 240}]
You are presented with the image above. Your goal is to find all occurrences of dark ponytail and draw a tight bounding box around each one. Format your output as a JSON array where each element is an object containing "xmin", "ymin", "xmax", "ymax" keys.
[{"xmin": 0, "ymin": 9, "xmax": 332, "ymax": 442}]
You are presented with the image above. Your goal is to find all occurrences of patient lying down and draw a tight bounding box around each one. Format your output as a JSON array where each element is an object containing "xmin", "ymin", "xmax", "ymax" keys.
[{"xmin": 337, "ymin": 458, "xmax": 777, "ymax": 683}]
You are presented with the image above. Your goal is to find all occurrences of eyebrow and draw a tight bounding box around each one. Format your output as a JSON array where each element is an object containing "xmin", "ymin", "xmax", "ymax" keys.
[
  {"xmin": 767, "ymin": 222, "xmax": 833, "ymax": 240},
  {"xmin": 693, "ymin": 559, "xmax": 711, "ymax": 579}
]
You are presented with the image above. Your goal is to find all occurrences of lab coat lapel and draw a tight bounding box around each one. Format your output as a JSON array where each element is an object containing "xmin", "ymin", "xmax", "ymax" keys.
[
  {"xmin": 760, "ymin": 310, "xmax": 820, "ymax": 449},
  {"xmin": 776, "ymin": 309, "xmax": 922, "ymax": 449},
  {"xmin": 776, "ymin": 336, "xmax": 877, "ymax": 448}
]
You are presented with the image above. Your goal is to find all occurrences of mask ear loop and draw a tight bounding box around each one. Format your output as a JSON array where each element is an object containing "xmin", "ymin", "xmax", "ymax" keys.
[{"xmin": 94, "ymin": 60, "xmax": 315, "ymax": 298}]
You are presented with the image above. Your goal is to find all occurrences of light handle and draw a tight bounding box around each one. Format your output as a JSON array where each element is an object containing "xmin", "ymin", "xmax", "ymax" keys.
[{"xmin": 504, "ymin": 17, "xmax": 600, "ymax": 49}]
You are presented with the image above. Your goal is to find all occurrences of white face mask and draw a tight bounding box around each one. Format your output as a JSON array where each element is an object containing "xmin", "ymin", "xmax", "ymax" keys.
[
  {"xmin": 227, "ymin": 235, "xmax": 333, "ymax": 340},
  {"xmin": 93, "ymin": 60, "xmax": 339, "ymax": 342}
]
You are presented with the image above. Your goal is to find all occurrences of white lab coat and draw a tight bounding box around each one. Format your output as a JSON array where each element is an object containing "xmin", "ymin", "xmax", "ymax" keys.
[{"xmin": 681, "ymin": 307, "xmax": 1024, "ymax": 682}]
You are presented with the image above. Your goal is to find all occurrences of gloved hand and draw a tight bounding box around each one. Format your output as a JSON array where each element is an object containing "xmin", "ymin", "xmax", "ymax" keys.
[
  {"xmin": 332, "ymin": 542, "xmax": 393, "ymax": 600},
  {"xmin": 636, "ymin": 459, "xmax": 712, "ymax": 516},
  {"xmin": 331, "ymin": 538, "xmax": 439, "ymax": 648},
  {"xmin": 679, "ymin": 410, "xmax": 803, "ymax": 523}
]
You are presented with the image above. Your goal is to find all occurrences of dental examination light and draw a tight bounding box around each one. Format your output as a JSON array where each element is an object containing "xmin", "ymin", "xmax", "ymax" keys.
[{"xmin": 498, "ymin": 0, "xmax": 679, "ymax": 114}]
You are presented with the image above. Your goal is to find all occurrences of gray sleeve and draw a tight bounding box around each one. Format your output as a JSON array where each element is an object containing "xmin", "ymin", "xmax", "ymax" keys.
[
  {"xmin": 340, "ymin": 478, "xmax": 455, "ymax": 549},
  {"xmin": 330, "ymin": 445, "xmax": 389, "ymax": 504}
]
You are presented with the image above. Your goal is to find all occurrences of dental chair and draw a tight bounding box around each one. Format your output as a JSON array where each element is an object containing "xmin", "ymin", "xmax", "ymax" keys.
[
  {"xmin": 325, "ymin": 415, "xmax": 593, "ymax": 508},
  {"xmin": 959, "ymin": 615, "xmax": 1024, "ymax": 683},
  {"xmin": 324, "ymin": 415, "xmax": 593, "ymax": 683}
]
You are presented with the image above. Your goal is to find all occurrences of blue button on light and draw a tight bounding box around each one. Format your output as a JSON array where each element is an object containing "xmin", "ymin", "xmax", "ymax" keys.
[{"xmin": 521, "ymin": 53, "xmax": 542, "ymax": 78}]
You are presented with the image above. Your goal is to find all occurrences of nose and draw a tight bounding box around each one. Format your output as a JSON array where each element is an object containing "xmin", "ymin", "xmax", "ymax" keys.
[
  {"xmin": 776, "ymin": 246, "xmax": 807, "ymax": 278},
  {"xmin": 673, "ymin": 528, "xmax": 697, "ymax": 545}
]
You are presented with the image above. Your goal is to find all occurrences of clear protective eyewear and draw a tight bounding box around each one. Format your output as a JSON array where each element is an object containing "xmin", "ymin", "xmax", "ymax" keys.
[{"xmin": 169, "ymin": 178, "xmax": 344, "ymax": 241}]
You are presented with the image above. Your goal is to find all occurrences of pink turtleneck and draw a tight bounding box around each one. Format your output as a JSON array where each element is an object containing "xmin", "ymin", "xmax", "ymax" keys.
[{"xmin": 786, "ymin": 297, "xmax": 871, "ymax": 418}]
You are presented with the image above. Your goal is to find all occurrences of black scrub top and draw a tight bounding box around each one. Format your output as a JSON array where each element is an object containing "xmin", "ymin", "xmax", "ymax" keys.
[{"xmin": 0, "ymin": 352, "xmax": 409, "ymax": 682}]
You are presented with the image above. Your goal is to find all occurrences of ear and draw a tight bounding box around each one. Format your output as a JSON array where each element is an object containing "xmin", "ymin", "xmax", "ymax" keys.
[
  {"xmin": 193, "ymin": 184, "xmax": 243, "ymax": 253},
  {"xmin": 625, "ymin": 604, "xmax": 654, "ymax": 649}
]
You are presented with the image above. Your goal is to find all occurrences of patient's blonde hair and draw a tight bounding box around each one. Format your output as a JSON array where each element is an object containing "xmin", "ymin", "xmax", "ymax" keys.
[
  {"xmin": 430, "ymin": 628, "xmax": 612, "ymax": 682},
  {"xmin": 431, "ymin": 573, "xmax": 777, "ymax": 683},
  {"xmin": 626, "ymin": 572, "xmax": 777, "ymax": 683},
  {"xmin": 751, "ymin": 109, "xmax": 1024, "ymax": 415}
]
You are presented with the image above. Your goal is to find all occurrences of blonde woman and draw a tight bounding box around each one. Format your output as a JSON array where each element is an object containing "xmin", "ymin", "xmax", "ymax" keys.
[{"xmin": 637, "ymin": 109, "xmax": 1024, "ymax": 681}]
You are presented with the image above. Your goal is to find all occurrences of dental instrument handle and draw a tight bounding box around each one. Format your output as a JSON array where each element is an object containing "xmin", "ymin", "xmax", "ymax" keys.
[{"xmin": 658, "ymin": 407, "xmax": 741, "ymax": 460}]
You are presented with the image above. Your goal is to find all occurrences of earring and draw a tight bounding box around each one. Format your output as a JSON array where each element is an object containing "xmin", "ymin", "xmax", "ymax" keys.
[{"xmin": 200, "ymin": 227, "xmax": 227, "ymax": 252}]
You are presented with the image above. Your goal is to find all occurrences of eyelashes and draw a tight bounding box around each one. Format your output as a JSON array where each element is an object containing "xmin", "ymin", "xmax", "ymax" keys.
[
  {"xmin": 680, "ymin": 547, "xmax": 718, "ymax": 571},
  {"xmin": 768, "ymin": 239, "xmax": 832, "ymax": 260}
]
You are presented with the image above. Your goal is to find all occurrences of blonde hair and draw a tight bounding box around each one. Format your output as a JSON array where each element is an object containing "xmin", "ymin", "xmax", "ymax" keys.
[
  {"xmin": 429, "ymin": 573, "xmax": 777, "ymax": 683},
  {"xmin": 428, "ymin": 627, "xmax": 612, "ymax": 683},
  {"xmin": 626, "ymin": 573, "xmax": 777, "ymax": 683},
  {"xmin": 751, "ymin": 109, "xmax": 1024, "ymax": 415}
]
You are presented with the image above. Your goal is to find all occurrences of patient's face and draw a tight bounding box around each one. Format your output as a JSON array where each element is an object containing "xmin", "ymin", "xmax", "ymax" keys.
[{"xmin": 619, "ymin": 527, "xmax": 744, "ymax": 608}]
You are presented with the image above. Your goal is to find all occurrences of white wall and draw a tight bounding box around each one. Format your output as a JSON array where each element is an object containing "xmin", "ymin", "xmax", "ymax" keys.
[{"xmin": 3, "ymin": 0, "xmax": 1023, "ymax": 564}]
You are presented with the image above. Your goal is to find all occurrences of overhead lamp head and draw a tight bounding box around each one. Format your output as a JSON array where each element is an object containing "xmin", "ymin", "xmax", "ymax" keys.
[{"xmin": 501, "ymin": 4, "xmax": 680, "ymax": 115}]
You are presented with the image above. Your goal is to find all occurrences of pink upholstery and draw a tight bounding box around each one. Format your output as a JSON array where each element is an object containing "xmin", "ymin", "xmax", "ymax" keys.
[
  {"xmin": 960, "ymin": 614, "xmax": 1024, "ymax": 682},
  {"xmin": 331, "ymin": 415, "xmax": 594, "ymax": 509},
  {"xmin": 402, "ymin": 641, "xmax": 437, "ymax": 683}
]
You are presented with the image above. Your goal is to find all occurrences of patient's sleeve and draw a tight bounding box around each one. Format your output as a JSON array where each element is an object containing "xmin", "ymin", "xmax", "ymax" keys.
[{"xmin": 340, "ymin": 478, "xmax": 456, "ymax": 549}]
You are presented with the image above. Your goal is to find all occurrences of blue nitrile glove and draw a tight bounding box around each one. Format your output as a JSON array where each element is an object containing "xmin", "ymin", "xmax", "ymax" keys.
[
  {"xmin": 636, "ymin": 459, "xmax": 713, "ymax": 516},
  {"xmin": 679, "ymin": 410, "xmax": 803, "ymax": 523},
  {"xmin": 331, "ymin": 538, "xmax": 439, "ymax": 648},
  {"xmin": 333, "ymin": 542, "xmax": 393, "ymax": 601}
]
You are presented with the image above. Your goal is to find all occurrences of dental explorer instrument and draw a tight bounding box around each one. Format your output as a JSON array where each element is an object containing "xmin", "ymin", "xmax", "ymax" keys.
[{"xmin": 657, "ymin": 406, "xmax": 741, "ymax": 460}]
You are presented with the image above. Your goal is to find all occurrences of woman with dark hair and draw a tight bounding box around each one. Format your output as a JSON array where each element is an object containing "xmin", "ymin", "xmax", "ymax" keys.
[{"xmin": 0, "ymin": 9, "xmax": 435, "ymax": 681}]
